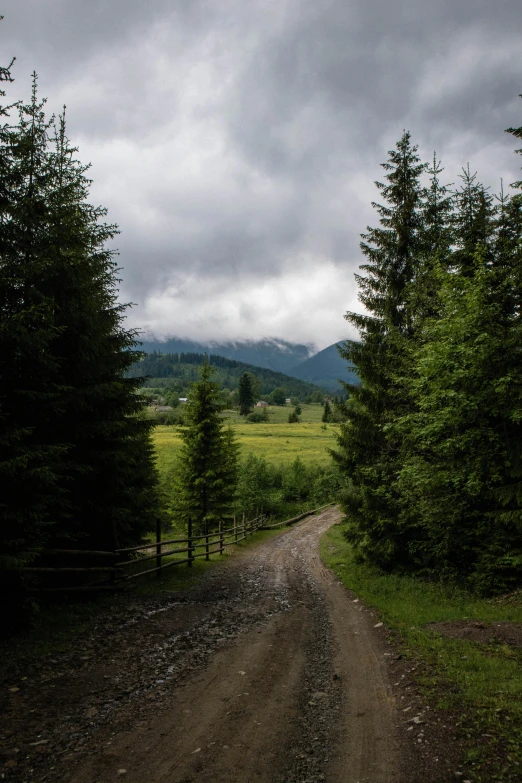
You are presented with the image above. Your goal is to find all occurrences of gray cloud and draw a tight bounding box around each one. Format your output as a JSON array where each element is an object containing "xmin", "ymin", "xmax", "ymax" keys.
[{"xmin": 2, "ymin": 0, "xmax": 522, "ymax": 348}]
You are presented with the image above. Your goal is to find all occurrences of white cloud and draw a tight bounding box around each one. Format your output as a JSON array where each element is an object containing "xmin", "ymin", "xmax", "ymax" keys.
[{"xmin": 133, "ymin": 257, "xmax": 360, "ymax": 350}]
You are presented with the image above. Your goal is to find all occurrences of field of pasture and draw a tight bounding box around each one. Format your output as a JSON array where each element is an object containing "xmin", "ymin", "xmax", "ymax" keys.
[{"xmin": 153, "ymin": 403, "xmax": 338, "ymax": 477}]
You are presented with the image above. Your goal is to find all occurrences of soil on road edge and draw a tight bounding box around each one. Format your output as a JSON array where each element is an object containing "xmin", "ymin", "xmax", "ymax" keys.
[{"xmin": 1, "ymin": 509, "xmax": 462, "ymax": 782}]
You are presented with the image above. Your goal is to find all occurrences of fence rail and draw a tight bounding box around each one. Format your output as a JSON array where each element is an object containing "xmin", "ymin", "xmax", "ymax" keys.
[
  {"xmin": 260, "ymin": 502, "xmax": 334, "ymax": 529},
  {"xmin": 21, "ymin": 549, "xmax": 120, "ymax": 594},
  {"xmin": 116, "ymin": 513, "xmax": 266, "ymax": 581},
  {"xmin": 20, "ymin": 503, "xmax": 335, "ymax": 591}
]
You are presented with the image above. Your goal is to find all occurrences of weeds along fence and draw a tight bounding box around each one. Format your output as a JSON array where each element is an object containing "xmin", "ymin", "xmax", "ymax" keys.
[{"xmin": 116, "ymin": 512, "xmax": 266, "ymax": 582}]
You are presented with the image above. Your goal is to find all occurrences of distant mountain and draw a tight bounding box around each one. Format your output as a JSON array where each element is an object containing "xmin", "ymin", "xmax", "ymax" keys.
[
  {"xmin": 128, "ymin": 351, "xmax": 326, "ymax": 399},
  {"xmin": 290, "ymin": 343, "xmax": 359, "ymax": 394},
  {"xmin": 137, "ymin": 337, "xmax": 313, "ymax": 374}
]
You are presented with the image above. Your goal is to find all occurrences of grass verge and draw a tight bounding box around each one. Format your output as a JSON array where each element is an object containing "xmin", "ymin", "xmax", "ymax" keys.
[{"xmin": 320, "ymin": 523, "xmax": 522, "ymax": 783}]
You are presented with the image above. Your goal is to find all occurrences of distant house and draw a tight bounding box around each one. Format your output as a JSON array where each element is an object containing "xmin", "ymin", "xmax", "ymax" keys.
[
  {"xmin": 179, "ymin": 397, "xmax": 188, "ymax": 403},
  {"xmin": 155, "ymin": 406, "xmax": 173, "ymax": 412},
  {"xmin": 285, "ymin": 398, "xmax": 291, "ymax": 404},
  {"xmin": 256, "ymin": 401, "xmax": 268, "ymax": 407}
]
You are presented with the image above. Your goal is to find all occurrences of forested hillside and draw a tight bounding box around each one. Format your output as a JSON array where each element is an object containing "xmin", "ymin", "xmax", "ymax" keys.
[
  {"xmin": 138, "ymin": 337, "xmax": 313, "ymax": 373},
  {"xmin": 128, "ymin": 351, "xmax": 327, "ymax": 400},
  {"xmin": 332, "ymin": 121, "xmax": 522, "ymax": 595}
]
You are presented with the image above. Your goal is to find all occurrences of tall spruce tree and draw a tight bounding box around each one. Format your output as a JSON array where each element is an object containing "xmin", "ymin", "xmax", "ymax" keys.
[
  {"xmin": 173, "ymin": 361, "xmax": 239, "ymax": 534},
  {"xmin": 407, "ymin": 154, "xmax": 453, "ymax": 325},
  {"xmin": 331, "ymin": 132, "xmax": 427, "ymax": 567},
  {"xmin": 238, "ymin": 371, "xmax": 255, "ymax": 416},
  {"xmin": 1, "ymin": 72, "xmax": 160, "ymax": 588},
  {"xmin": 37, "ymin": 109, "xmax": 159, "ymax": 551},
  {"xmin": 451, "ymin": 165, "xmax": 495, "ymax": 275},
  {"xmin": 0, "ymin": 74, "xmax": 65, "ymax": 578}
]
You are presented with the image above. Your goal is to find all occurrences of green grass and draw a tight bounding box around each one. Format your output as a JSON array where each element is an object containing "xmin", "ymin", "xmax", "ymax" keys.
[
  {"xmin": 321, "ymin": 524, "xmax": 522, "ymax": 781},
  {"xmin": 154, "ymin": 403, "xmax": 337, "ymax": 475}
]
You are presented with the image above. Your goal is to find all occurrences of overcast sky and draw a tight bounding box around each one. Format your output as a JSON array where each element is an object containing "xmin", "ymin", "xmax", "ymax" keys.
[{"xmin": 3, "ymin": 1, "xmax": 522, "ymax": 349}]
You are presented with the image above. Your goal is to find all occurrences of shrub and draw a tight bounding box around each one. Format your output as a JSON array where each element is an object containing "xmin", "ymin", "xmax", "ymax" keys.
[{"xmin": 247, "ymin": 411, "xmax": 267, "ymax": 423}]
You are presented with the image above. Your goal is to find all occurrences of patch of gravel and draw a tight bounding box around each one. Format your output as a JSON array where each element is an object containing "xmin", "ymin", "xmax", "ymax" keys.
[{"xmin": 0, "ymin": 559, "xmax": 293, "ymax": 782}]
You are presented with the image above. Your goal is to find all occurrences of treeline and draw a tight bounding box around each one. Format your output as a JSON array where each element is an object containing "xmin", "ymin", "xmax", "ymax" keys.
[
  {"xmin": 130, "ymin": 350, "xmax": 247, "ymax": 372},
  {"xmin": 130, "ymin": 351, "xmax": 325, "ymax": 401},
  {"xmin": 0, "ymin": 61, "xmax": 159, "ymax": 599},
  {"xmin": 235, "ymin": 454, "xmax": 341, "ymax": 521},
  {"xmin": 333, "ymin": 114, "xmax": 522, "ymax": 594}
]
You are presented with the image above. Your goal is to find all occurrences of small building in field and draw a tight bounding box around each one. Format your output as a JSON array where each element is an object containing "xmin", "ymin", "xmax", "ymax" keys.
[
  {"xmin": 179, "ymin": 397, "xmax": 188, "ymax": 403},
  {"xmin": 256, "ymin": 401, "xmax": 268, "ymax": 407},
  {"xmin": 285, "ymin": 398, "xmax": 291, "ymax": 404}
]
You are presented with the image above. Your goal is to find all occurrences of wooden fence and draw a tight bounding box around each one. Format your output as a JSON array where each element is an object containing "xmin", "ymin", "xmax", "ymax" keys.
[
  {"xmin": 115, "ymin": 512, "xmax": 266, "ymax": 582},
  {"xmin": 260, "ymin": 502, "xmax": 334, "ymax": 530},
  {"xmin": 20, "ymin": 503, "xmax": 335, "ymax": 592},
  {"xmin": 22, "ymin": 549, "xmax": 120, "ymax": 594}
]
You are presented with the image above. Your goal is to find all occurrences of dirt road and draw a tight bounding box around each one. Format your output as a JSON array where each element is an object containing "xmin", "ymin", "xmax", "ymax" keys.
[{"xmin": 2, "ymin": 508, "xmax": 436, "ymax": 782}]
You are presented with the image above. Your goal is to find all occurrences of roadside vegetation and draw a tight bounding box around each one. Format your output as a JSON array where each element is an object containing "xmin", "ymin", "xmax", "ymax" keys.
[{"xmin": 321, "ymin": 113, "xmax": 522, "ymax": 780}]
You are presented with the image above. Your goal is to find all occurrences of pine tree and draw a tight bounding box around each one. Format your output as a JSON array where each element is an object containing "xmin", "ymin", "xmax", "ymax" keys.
[
  {"xmin": 38, "ymin": 109, "xmax": 159, "ymax": 551},
  {"xmin": 452, "ymin": 165, "xmax": 495, "ymax": 275},
  {"xmin": 238, "ymin": 371, "xmax": 255, "ymax": 416},
  {"xmin": 173, "ymin": 361, "xmax": 239, "ymax": 534},
  {"xmin": 0, "ymin": 73, "xmax": 65, "ymax": 577},
  {"xmin": 322, "ymin": 400, "xmax": 331, "ymax": 423},
  {"xmin": 331, "ymin": 132, "xmax": 427, "ymax": 567},
  {"xmin": 407, "ymin": 154, "xmax": 453, "ymax": 325},
  {"xmin": 1, "ymin": 72, "xmax": 160, "ymax": 589}
]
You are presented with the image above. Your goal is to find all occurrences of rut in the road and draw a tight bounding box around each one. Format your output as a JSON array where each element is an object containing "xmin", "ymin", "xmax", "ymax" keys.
[{"xmin": 277, "ymin": 562, "xmax": 343, "ymax": 783}]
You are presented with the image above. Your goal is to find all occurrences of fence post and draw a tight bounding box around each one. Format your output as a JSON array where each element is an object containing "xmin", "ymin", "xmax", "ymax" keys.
[
  {"xmin": 219, "ymin": 520, "xmax": 224, "ymax": 555},
  {"xmin": 187, "ymin": 519, "xmax": 193, "ymax": 568},
  {"xmin": 242, "ymin": 512, "xmax": 245, "ymax": 540},
  {"xmin": 205, "ymin": 532, "xmax": 210, "ymax": 561},
  {"xmin": 156, "ymin": 517, "xmax": 162, "ymax": 578},
  {"xmin": 234, "ymin": 513, "xmax": 237, "ymax": 543}
]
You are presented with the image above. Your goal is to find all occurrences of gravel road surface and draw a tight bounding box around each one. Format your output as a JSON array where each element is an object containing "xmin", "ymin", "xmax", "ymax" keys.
[{"xmin": 1, "ymin": 508, "xmax": 462, "ymax": 782}]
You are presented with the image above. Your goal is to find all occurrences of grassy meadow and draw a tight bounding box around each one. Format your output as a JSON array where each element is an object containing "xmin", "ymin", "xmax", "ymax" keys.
[{"xmin": 153, "ymin": 402, "xmax": 338, "ymax": 477}]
